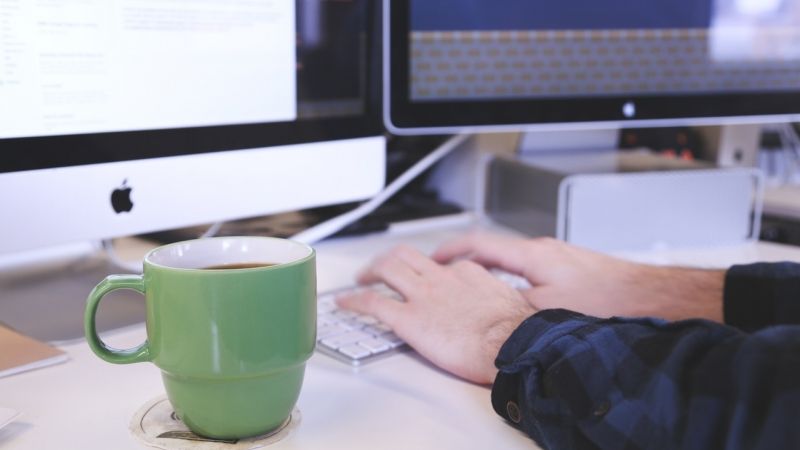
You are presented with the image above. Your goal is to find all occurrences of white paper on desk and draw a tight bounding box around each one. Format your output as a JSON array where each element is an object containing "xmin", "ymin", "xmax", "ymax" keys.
[{"xmin": 0, "ymin": 407, "xmax": 21, "ymax": 431}]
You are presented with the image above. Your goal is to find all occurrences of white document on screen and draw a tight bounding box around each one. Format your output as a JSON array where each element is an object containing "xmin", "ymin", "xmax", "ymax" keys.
[{"xmin": 0, "ymin": 0, "xmax": 296, "ymax": 139}]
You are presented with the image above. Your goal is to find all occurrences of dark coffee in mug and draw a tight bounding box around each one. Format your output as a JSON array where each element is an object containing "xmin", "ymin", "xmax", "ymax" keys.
[{"xmin": 203, "ymin": 263, "xmax": 276, "ymax": 270}]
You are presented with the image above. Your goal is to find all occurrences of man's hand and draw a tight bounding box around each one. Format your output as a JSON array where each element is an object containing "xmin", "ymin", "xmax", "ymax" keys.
[
  {"xmin": 336, "ymin": 245, "xmax": 537, "ymax": 385},
  {"xmin": 433, "ymin": 233, "xmax": 726, "ymax": 323}
]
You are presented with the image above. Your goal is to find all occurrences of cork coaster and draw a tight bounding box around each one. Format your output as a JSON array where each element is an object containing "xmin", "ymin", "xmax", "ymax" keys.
[{"xmin": 130, "ymin": 396, "xmax": 300, "ymax": 450}]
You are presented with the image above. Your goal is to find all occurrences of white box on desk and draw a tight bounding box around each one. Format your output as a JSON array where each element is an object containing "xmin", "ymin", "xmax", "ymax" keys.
[{"xmin": 486, "ymin": 150, "xmax": 764, "ymax": 252}]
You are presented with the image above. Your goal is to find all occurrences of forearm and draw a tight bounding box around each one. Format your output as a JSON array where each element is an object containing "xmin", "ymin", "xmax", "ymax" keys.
[
  {"xmin": 492, "ymin": 310, "xmax": 800, "ymax": 450},
  {"xmin": 626, "ymin": 261, "xmax": 800, "ymax": 330},
  {"xmin": 634, "ymin": 265, "xmax": 725, "ymax": 322}
]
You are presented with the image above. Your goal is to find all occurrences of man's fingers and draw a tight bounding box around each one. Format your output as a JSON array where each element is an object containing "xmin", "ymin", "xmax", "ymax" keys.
[
  {"xmin": 433, "ymin": 233, "xmax": 532, "ymax": 275},
  {"xmin": 336, "ymin": 290, "xmax": 408, "ymax": 332},
  {"xmin": 431, "ymin": 233, "xmax": 482, "ymax": 263},
  {"xmin": 391, "ymin": 245, "xmax": 442, "ymax": 277},
  {"xmin": 358, "ymin": 252, "xmax": 422, "ymax": 294},
  {"xmin": 358, "ymin": 245, "xmax": 440, "ymax": 293}
]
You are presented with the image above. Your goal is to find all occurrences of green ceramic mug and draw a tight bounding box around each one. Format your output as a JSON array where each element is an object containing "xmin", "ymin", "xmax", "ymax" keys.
[{"xmin": 84, "ymin": 236, "xmax": 316, "ymax": 439}]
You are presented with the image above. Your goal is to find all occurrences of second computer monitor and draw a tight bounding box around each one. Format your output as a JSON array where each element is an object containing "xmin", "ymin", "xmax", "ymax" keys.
[{"xmin": 385, "ymin": 0, "xmax": 800, "ymax": 134}]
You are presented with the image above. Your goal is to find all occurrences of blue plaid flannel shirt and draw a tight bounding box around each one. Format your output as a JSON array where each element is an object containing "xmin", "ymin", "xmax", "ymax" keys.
[{"xmin": 491, "ymin": 263, "xmax": 800, "ymax": 450}]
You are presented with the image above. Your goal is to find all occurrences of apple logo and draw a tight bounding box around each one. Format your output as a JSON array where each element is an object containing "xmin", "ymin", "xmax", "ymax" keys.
[
  {"xmin": 622, "ymin": 101, "xmax": 636, "ymax": 119},
  {"xmin": 111, "ymin": 179, "xmax": 134, "ymax": 214}
]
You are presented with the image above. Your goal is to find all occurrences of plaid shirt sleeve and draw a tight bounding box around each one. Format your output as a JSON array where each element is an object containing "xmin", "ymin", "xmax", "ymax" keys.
[
  {"xmin": 724, "ymin": 262, "xmax": 800, "ymax": 332},
  {"xmin": 491, "ymin": 263, "xmax": 800, "ymax": 450}
]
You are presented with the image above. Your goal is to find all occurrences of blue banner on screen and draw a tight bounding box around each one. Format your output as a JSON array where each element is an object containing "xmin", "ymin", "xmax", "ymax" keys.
[{"xmin": 411, "ymin": 0, "xmax": 712, "ymax": 31}]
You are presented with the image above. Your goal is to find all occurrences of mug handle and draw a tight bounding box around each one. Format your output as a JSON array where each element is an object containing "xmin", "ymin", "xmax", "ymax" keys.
[{"xmin": 84, "ymin": 275, "xmax": 152, "ymax": 365}]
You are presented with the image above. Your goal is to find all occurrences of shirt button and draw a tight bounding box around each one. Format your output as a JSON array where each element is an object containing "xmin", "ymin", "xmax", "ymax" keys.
[
  {"xmin": 593, "ymin": 401, "xmax": 611, "ymax": 417},
  {"xmin": 506, "ymin": 401, "xmax": 522, "ymax": 424}
]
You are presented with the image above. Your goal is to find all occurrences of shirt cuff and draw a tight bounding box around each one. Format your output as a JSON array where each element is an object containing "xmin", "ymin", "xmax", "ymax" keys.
[
  {"xmin": 490, "ymin": 309, "xmax": 589, "ymax": 433},
  {"xmin": 724, "ymin": 263, "xmax": 800, "ymax": 332}
]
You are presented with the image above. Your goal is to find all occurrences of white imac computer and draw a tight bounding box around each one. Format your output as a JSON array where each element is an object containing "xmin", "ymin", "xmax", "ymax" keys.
[{"xmin": 0, "ymin": 0, "xmax": 385, "ymax": 340}]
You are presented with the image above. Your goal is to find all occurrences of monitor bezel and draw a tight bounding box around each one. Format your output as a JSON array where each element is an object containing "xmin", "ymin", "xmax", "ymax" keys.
[
  {"xmin": 384, "ymin": 0, "xmax": 800, "ymax": 134},
  {"xmin": 0, "ymin": 117, "xmax": 381, "ymax": 174}
]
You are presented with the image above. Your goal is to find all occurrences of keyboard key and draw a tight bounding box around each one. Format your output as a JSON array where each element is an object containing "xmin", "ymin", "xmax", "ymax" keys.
[
  {"xmin": 317, "ymin": 315, "xmax": 336, "ymax": 327},
  {"xmin": 317, "ymin": 324, "xmax": 350, "ymax": 340},
  {"xmin": 358, "ymin": 337, "xmax": 390, "ymax": 353},
  {"xmin": 355, "ymin": 315, "xmax": 379, "ymax": 326},
  {"xmin": 332, "ymin": 309, "xmax": 358, "ymax": 320},
  {"xmin": 364, "ymin": 323, "xmax": 392, "ymax": 336},
  {"xmin": 318, "ymin": 302, "xmax": 336, "ymax": 314},
  {"xmin": 341, "ymin": 317, "xmax": 367, "ymax": 329},
  {"xmin": 321, "ymin": 330, "xmax": 372, "ymax": 350},
  {"xmin": 380, "ymin": 332, "xmax": 405, "ymax": 348},
  {"xmin": 338, "ymin": 344, "xmax": 371, "ymax": 360}
]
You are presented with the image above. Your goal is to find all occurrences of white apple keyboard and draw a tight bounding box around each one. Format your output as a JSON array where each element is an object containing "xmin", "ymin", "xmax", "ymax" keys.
[{"xmin": 316, "ymin": 269, "xmax": 531, "ymax": 366}]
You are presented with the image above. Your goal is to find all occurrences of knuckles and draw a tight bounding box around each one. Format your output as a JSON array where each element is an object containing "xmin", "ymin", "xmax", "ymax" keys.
[
  {"xmin": 450, "ymin": 259, "xmax": 486, "ymax": 274},
  {"xmin": 389, "ymin": 244, "xmax": 418, "ymax": 260},
  {"xmin": 524, "ymin": 236, "xmax": 562, "ymax": 254}
]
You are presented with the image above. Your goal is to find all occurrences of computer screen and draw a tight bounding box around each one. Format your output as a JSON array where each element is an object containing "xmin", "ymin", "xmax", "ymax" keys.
[
  {"xmin": 385, "ymin": 0, "xmax": 800, "ymax": 133},
  {"xmin": 0, "ymin": 0, "xmax": 385, "ymax": 255}
]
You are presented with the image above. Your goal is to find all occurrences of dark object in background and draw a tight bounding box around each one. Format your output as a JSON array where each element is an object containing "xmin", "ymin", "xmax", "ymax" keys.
[
  {"xmin": 619, "ymin": 127, "xmax": 706, "ymax": 161},
  {"xmin": 762, "ymin": 215, "xmax": 800, "ymax": 246}
]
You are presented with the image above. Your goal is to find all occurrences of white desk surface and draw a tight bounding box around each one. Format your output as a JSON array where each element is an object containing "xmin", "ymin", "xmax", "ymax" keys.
[{"xmin": 2, "ymin": 217, "xmax": 800, "ymax": 450}]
